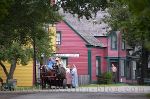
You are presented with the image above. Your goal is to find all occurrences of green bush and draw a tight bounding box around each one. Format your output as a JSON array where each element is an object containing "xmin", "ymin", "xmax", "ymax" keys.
[{"xmin": 97, "ymin": 72, "xmax": 113, "ymax": 84}]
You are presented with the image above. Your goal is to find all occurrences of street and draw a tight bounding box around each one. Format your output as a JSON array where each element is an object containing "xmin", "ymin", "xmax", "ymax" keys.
[{"xmin": 0, "ymin": 92, "xmax": 148, "ymax": 99}]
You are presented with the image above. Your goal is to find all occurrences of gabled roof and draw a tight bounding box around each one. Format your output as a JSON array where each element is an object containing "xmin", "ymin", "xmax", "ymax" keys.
[{"xmin": 59, "ymin": 9, "xmax": 109, "ymax": 47}]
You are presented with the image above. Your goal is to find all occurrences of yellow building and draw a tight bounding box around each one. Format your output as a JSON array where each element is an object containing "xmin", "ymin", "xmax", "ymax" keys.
[
  {"xmin": 49, "ymin": 24, "xmax": 56, "ymax": 52},
  {"xmin": 0, "ymin": 25, "xmax": 56, "ymax": 87},
  {"xmin": 0, "ymin": 61, "xmax": 33, "ymax": 87}
]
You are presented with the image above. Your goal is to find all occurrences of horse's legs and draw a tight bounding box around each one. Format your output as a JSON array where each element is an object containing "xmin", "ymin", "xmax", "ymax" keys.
[
  {"xmin": 42, "ymin": 78, "xmax": 46, "ymax": 89},
  {"xmin": 48, "ymin": 78, "xmax": 52, "ymax": 89},
  {"xmin": 55, "ymin": 78, "xmax": 60, "ymax": 89},
  {"xmin": 42, "ymin": 78, "xmax": 45, "ymax": 89},
  {"xmin": 58, "ymin": 79, "xmax": 63, "ymax": 89},
  {"xmin": 56, "ymin": 79, "xmax": 59, "ymax": 89},
  {"xmin": 41, "ymin": 77, "xmax": 44, "ymax": 89},
  {"xmin": 59, "ymin": 79, "xmax": 61, "ymax": 88}
]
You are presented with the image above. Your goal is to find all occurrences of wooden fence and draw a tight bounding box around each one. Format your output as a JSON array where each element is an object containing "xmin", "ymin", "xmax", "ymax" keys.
[{"xmin": 78, "ymin": 75, "xmax": 90, "ymax": 86}]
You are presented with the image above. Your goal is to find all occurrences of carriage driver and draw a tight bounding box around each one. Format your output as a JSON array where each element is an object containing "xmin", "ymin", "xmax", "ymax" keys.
[
  {"xmin": 55, "ymin": 57, "xmax": 66, "ymax": 69},
  {"xmin": 47, "ymin": 57, "xmax": 55, "ymax": 70}
]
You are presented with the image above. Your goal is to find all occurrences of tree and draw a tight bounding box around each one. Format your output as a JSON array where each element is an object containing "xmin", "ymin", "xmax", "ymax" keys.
[
  {"xmin": 0, "ymin": 0, "xmax": 13, "ymax": 22},
  {"xmin": 0, "ymin": 0, "xmax": 109, "ymax": 84},
  {"xmin": 57, "ymin": 0, "xmax": 108, "ymax": 19},
  {"xmin": 124, "ymin": 0, "xmax": 150, "ymax": 83},
  {"xmin": 0, "ymin": 0, "xmax": 61, "ymax": 82}
]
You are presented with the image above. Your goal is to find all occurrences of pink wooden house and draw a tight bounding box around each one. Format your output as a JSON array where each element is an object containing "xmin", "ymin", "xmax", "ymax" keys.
[{"xmin": 55, "ymin": 10, "xmax": 128, "ymax": 84}]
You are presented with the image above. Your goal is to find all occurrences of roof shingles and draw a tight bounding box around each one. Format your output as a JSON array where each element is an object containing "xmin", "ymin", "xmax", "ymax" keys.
[{"xmin": 59, "ymin": 9, "xmax": 109, "ymax": 47}]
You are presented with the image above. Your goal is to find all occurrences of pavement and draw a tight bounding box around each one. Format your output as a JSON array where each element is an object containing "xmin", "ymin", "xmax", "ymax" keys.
[
  {"xmin": 0, "ymin": 86, "xmax": 150, "ymax": 94},
  {"xmin": 0, "ymin": 92, "xmax": 149, "ymax": 99}
]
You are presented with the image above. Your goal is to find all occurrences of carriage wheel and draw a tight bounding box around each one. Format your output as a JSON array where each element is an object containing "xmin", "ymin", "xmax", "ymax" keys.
[{"xmin": 62, "ymin": 79, "xmax": 67, "ymax": 89}]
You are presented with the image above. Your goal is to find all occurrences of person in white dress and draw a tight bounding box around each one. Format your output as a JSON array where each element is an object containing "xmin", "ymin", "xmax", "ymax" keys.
[{"xmin": 71, "ymin": 64, "xmax": 78, "ymax": 88}]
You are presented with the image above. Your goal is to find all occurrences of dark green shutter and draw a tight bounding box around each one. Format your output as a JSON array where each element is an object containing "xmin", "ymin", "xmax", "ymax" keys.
[{"xmin": 88, "ymin": 49, "xmax": 92, "ymax": 82}]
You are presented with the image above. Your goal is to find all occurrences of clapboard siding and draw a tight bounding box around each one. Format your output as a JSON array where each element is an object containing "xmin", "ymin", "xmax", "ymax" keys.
[
  {"xmin": 91, "ymin": 48, "xmax": 106, "ymax": 81},
  {"xmin": 0, "ymin": 14, "xmax": 127, "ymax": 86},
  {"xmin": 56, "ymin": 21, "xmax": 88, "ymax": 75},
  {"xmin": 56, "ymin": 21, "xmax": 127, "ymax": 83},
  {"xmin": 0, "ymin": 61, "xmax": 33, "ymax": 87}
]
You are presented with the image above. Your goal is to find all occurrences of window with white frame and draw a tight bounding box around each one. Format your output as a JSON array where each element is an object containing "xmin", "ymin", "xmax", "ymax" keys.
[
  {"xmin": 56, "ymin": 31, "xmax": 61, "ymax": 45},
  {"xmin": 121, "ymin": 39, "xmax": 125, "ymax": 50},
  {"xmin": 111, "ymin": 33, "xmax": 117, "ymax": 50},
  {"xmin": 132, "ymin": 61, "xmax": 136, "ymax": 79},
  {"xmin": 61, "ymin": 58, "xmax": 67, "ymax": 68},
  {"xmin": 120, "ymin": 60, "xmax": 125, "ymax": 76}
]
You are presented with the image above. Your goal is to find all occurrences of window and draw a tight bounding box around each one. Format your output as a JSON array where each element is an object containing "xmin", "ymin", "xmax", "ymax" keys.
[
  {"xmin": 121, "ymin": 39, "xmax": 125, "ymax": 50},
  {"xmin": 132, "ymin": 61, "xmax": 136, "ymax": 79},
  {"xmin": 148, "ymin": 60, "xmax": 150, "ymax": 68},
  {"xmin": 126, "ymin": 60, "xmax": 136, "ymax": 80},
  {"xmin": 96, "ymin": 60, "xmax": 98, "ymax": 75},
  {"xmin": 96, "ymin": 56, "xmax": 101, "ymax": 76},
  {"xmin": 56, "ymin": 31, "xmax": 61, "ymax": 45},
  {"xmin": 111, "ymin": 33, "xmax": 117, "ymax": 50},
  {"xmin": 120, "ymin": 60, "xmax": 125, "ymax": 76},
  {"xmin": 61, "ymin": 58, "xmax": 68, "ymax": 68},
  {"xmin": 126, "ymin": 61, "xmax": 132, "ymax": 79}
]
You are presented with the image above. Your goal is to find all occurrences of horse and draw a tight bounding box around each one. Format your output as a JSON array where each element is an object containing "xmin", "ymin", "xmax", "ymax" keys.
[
  {"xmin": 54, "ymin": 64, "xmax": 66, "ymax": 88},
  {"xmin": 40, "ymin": 65, "xmax": 48, "ymax": 89},
  {"xmin": 40, "ymin": 64, "xmax": 66, "ymax": 89}
]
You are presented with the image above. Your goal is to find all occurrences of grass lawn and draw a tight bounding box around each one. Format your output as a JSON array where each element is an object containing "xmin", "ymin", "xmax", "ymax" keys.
[
  {"xmin": 14, "ymin": 85, "xmax": 42, "ymax": 91},
  {"xmin": 80, "ymin": 83, "xmax": 129, "ymax": 87},
  {"xmin": 146, "ymin": 93, "xmax": 150, "ymax": 99},
  {"xmin": 15, "ymin": 86, "xmax": 34, "ymax": 90}
]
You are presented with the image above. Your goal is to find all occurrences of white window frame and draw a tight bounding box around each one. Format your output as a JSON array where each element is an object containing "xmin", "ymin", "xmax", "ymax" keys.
[
  {"xmin": 120, "ymin": 60, "xmax": 125, "ymax": 76},
  {"xmin": 121, "ymin": 39, "xmax": 125, "ymax": 50},
  {"xmin": 56, "ymin": 31, "xmax": 61, "ymax": 45},
  {"xmin": 111, "ymin": 33, "xmax": 117, "ymax": 50}
]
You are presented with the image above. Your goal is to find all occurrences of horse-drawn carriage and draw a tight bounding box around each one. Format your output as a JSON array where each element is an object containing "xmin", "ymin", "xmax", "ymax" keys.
[{"xmin": 40, "ymin": 63, "xmax": 67, "ymax": 89}]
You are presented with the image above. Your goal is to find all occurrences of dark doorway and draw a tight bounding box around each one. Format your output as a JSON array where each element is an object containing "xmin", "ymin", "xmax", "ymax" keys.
[{"xmin": 111, "ymin": 62, "xmax": 119, "ymax": 82}]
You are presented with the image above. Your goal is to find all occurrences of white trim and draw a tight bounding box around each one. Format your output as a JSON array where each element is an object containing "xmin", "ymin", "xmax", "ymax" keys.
[{"xmin": 54, "ymin": 53, "xmax": 80, "ymax": 57}]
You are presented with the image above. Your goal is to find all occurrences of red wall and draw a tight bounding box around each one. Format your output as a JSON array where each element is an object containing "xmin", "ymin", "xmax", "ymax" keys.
[
  {"xmin": 107, "ymin": 31, "xmax": 126, "ymax": 57},
  {"xmin": 91, "ymin": 48, "xmax": 107, "ymax": 81},
  {"xmin": 56, "ymin": 22, "xmax": 127, "ymax": 82},
  {"xmin": 95, "ymin": 36, "xmax": 107, "ymax": 47},
  {"xmin": 56, "ymin": 21, "xmax": 88, "ymax": 75}
]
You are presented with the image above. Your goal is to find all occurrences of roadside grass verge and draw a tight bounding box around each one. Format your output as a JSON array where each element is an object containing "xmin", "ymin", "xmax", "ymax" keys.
[
  {"xmin": 80, "ymin": 83, "xmax": 129, "ymax": 87},
  {"xmin": 146, "ymin": 93, "xmax": 150, "ymax": 99},
  {"xmin": 14, "ymin": 85, "xmax": 41, "ymax": 91}
]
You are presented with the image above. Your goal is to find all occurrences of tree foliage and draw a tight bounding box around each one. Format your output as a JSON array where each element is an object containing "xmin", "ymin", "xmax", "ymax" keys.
[
  {"xmin": 0, "ymin": 0, "xmax": 110, "ymax": 81},
  {"xmin": 122, "ymin": 0, "xmax": 150, "ymax": 49},
  {"xmin": 0, "ymin": 0, "xmax": 13, "ymax": 21},
  {"xmin": 0, "ymin": 0, "xmax": 62, "ymax": 80},
  {"xmin": 104, "ymin": 0, "xmax": 150, "ymax": 84},
  {"xmin": 57, "ymin": 0, "xmax": 108, "ymax": 19},
  {"xmin": 104, "ymin": 0, "xmax": 150, "ymax": 48}
]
